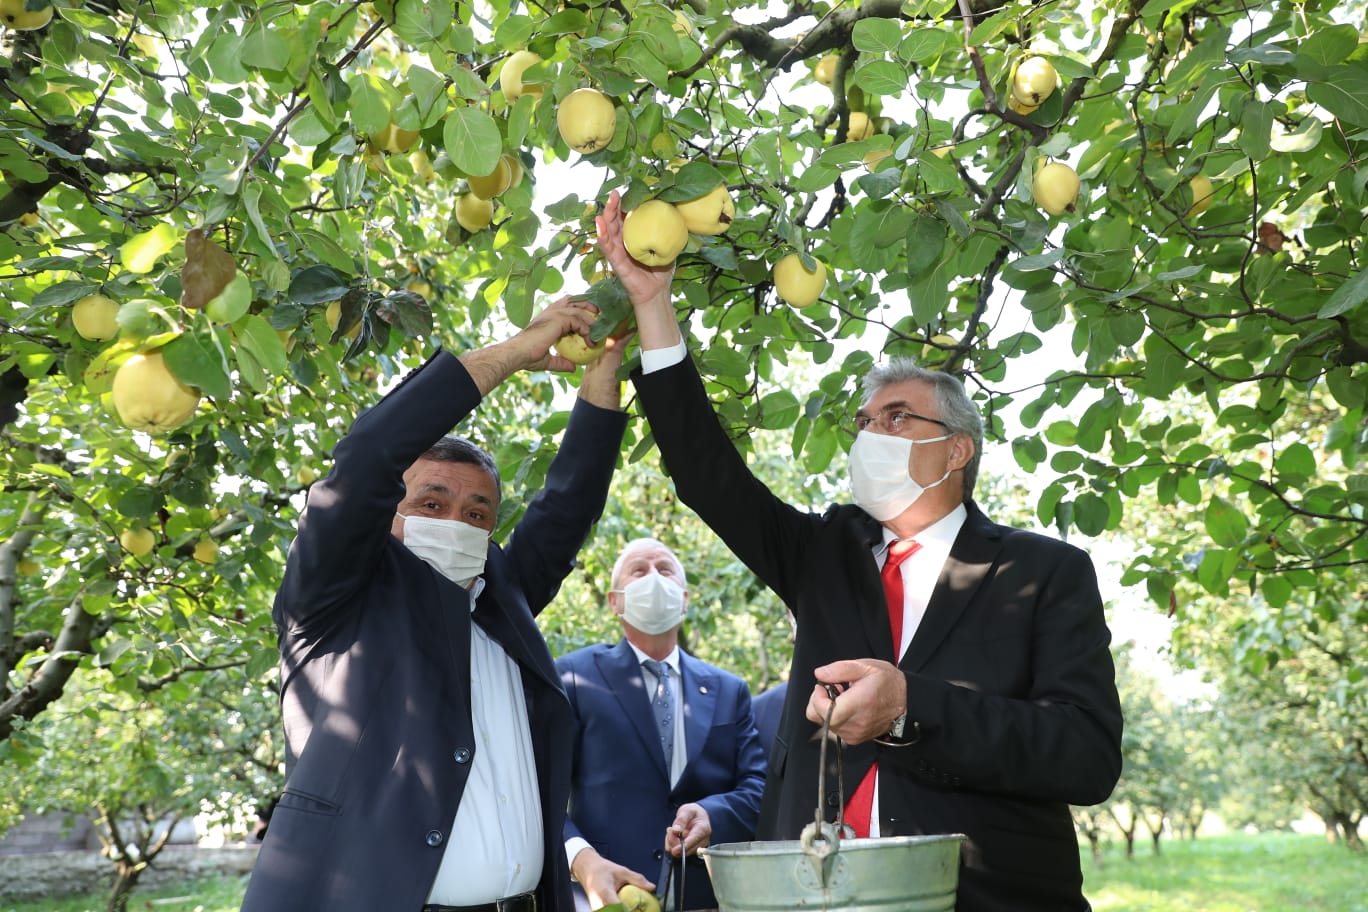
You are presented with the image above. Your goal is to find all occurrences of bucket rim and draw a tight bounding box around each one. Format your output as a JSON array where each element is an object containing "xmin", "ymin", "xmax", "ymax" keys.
[{"xmin": 699, "ymin": 832, "xmax": 967, "ymax": 857}]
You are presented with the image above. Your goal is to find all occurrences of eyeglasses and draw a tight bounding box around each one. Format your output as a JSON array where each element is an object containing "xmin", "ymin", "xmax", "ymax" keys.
[{"xmin": 853, "ymin": 409, "xmax": 950, "ymax": 435}]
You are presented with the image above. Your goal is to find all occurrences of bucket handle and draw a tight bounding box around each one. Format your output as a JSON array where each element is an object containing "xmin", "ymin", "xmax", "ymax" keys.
[
  {"xmin": 798, "ymin": 819, "xmax": 840, "ymax": 888},
  {"xmin": 814, "ymin": 682, "xmax": 850, "ymax": 839}
]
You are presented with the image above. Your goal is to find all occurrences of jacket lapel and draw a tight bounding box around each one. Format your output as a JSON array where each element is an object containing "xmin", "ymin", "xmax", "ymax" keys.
[
  {"xmin": 470, "ymin": 546, "xmax": 562, "ymax": 693},
  {"xmin": 596, "ymin": 640, "xmax": 671, "ymax": 781},
  {"xmin": 677, "ymin": 650, "xmax": 717, "ymax": 787},
  {"xmin": 903, "ymin": 503, "xmax": 1004, "ymax": 672}
]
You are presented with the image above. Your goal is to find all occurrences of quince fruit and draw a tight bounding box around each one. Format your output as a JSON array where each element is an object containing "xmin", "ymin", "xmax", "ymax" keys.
[
  {"xmin": 773, "ymin": 253, "xmax": 828, "ymax": 307},
  {"xmin": 1186, "ymin": 175, "xmax": 1214, "ymax": 218},
  {"xmin": 0, "ymin": 0, "xmax": 53, "ymax": 30},
  {"xmin": 112, "ymin": 351, "xmax": 201, "ymax": 434},
  {"xmin": 554, "ymin": 333, "xmax": 607, "ymax": 366},
  {"xmin": 468, "ymin": 156, "xmax": 514, "ymax": 200},
  {"xmin": 1011, "ymin": 57, "xmax": 1058, "ymax": 107},
  {"xmin": 1031, "ymin": 161, "xmax": 1080, "ymax": 216},
  {"xmin": 501, "ymin": 50, "xmax": 545, "ymax": 102},
  {"xmin": 455, "ymin": 193, "xmax": 494, "ymax": 233},
  {"xmin": 558, "ymin": 88, "xmax": 617, "ymax": 154},
  {"xmin": 120, "ymin": 527, "xmax": 156, "ymax": 557},
  {"xmin": 622, "ymin": 200, "xmax": 688, "ymax": 266},
  {"xmin": 813, "ymin": 54, "xmax": 839, "ymax": 87},
  {"xmin": 674, "ymin": 183, "xmax": 734, "ymax": 236},
  {"xmin": 619, "ymin": 886, "xmax": 660, "ymax": 912},
  {"xmin": 72, "ymin": 294, "xmax": 121, "ymax": 342}
]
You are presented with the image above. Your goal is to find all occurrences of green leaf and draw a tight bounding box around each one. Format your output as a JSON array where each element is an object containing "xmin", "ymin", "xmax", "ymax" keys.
[
  {"xmin": 1269, "ymin": 118, "xmax": 1322, "ymax": 153},
  {"xmin": 1295, "ymin": 24, "xmax": 1360, "ymax": 67},
  {"xmin": 238, "ymin": 315, "xmax": 289, "ymax": 377},
  {"xmin": 1204, "ymin": 496, "xmax": 1248, "ymax": 548},
  {"xmin": 162, "ymin": 330, "xmax": 232, "ymax": 401},
  {"xmin": 116, "ymin": 486, "xmax": 164, "ymax": 520},
  {"xmin": 119, "ymin": 224, "xmax": 180, "ymax": 274},
  {"xmin": 289, "ymin": 265, "xmax": 352, "ymax": 305},
  {"xmin": 239, "ymin": 24, "xmax": 290, "ymax": 72},
  {"xmin": 1307, "ymin": 67, "xmax": 1368, "ymax": 127},
  {"xmin": 1073, "ymin": 493, "xmax": 1110, "ymax": 536},
  {"xmin": 899, "ymin": 27, "xmax": 951, "ymax": 64},
  {"xmin": 205, "ymin": 272, "xmax": 253, "ymax": 324},
  {"xmin": 443, "ymin": 108, "xmax": 504, "ymax": 177},
  {"xmin": 853, "ymin": 60, "xmax": 909, "ymax": 97},
  {"xmin": 1238, "ymin": 101, "xmax": 1272, "ymax": 160},
  {"xmin": 852, "ymin": 18, "xmax": 902, "ymax": 55},
  {"xmin": 1318, "ymin": 266, "xmax": 1368, "ymax": 319},
  {"xmin": 756, "ymin": 390, "xmax": 800, "ymax": 429}
]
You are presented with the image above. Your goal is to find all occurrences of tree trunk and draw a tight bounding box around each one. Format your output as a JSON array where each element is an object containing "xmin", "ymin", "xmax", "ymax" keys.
[{"xmin": 106, "ymin": 863, "xmax": 142, "ymax": 912}]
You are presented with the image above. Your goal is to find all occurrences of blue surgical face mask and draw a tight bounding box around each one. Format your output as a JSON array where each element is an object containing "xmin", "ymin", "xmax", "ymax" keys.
[{"xmin": 396, "ymin": 513, "xmax": 489, "ymax": 588}]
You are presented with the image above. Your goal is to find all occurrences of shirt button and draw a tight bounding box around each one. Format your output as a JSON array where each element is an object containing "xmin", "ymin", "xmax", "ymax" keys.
[
  {"xmin": 453, "ymin": 748, "xmax": 472, "ymax": 764},
  {"xmin": 425, "ymin": 829, "xmax": 443, "ymax": 847}
]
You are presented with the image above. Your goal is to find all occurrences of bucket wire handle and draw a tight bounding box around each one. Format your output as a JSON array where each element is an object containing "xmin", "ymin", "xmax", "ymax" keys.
[
  {"xmin": 659, "ymin": 827, "xmax": 686, "ymax": 912},
  {"xmin": 798, "ymin": 683, "xmax": 844, "ymax": 885},
  {"xmin": 814, "ymin": 683, "xmax": 848, "ymax": 834}
]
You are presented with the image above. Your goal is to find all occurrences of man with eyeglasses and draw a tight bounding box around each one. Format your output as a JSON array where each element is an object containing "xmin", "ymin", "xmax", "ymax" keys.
[{"xmin": 592, "ymin": 192, "xmax": 1123, "ymax": 912}]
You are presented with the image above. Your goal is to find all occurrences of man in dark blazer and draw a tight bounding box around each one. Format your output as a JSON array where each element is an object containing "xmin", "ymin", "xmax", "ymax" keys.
[
  {"xmin": 558, "ymin": 538, "xmax": 766, "ymax": 912},
  {"xmin": 240, "ymin": 299, "xmax": 629, "ymax": 912},
  {"xmin": 750, "ymin": 681, "xmax": 787, "ymax": 755},
  {"xmin": 593, "ymin": 192, "xmax": 1123, "ymax": 912}
]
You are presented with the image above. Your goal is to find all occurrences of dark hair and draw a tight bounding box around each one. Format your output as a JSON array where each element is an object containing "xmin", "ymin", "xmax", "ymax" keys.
[{"xmin": 420, "ymin": 435, "xmax": 501, "ymax": 494}]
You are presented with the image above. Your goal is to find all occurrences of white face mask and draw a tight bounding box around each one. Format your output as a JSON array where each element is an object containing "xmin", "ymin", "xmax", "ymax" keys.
[
  {"xmin": 848, "ymin": 430, "xmax": 952, "ymax": 522},
  {"xmin": 396, "ymin": 513, "xmax": 489, "ymax": 588},
  {"xmin": 616, "ymin": 573, "xmax": 687, "ymax": 635}
]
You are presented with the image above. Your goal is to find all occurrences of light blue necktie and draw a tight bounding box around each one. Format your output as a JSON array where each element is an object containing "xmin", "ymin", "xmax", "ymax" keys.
[{"xmin": 641, "ymin": 659, "xmax": 674, "ymax": 767}]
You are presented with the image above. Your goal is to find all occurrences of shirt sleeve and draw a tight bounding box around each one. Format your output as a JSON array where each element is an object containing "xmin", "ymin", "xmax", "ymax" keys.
[{"xmin": 639, "ymin": 338, "xmax": 688, "ymax": 373}]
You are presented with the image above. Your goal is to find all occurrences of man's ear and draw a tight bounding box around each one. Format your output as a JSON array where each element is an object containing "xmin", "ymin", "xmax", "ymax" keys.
[
  {"xmin": 950, "ymin": 434, "xmax": 975, "ymax": 472},
  {"xmin": 608, "ymin": 590, "xmax": 625, "ymax": 617}
]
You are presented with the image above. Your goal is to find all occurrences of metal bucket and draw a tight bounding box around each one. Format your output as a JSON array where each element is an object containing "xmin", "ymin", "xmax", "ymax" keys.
[{"xmin": 700, "ymin": 821, "xmax": 964, "ymax": 912}]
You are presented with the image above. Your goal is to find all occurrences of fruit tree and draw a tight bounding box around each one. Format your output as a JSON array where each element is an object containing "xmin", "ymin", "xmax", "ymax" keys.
[{"xmin": 2, "ymin": 0, "xmax": 1366, "ymax": 761}]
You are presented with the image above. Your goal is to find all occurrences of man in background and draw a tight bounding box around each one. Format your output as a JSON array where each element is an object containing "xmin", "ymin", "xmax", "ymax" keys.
[{"xmin": 559, "ymin": 538, "xmax": 766, "ymax": 912}]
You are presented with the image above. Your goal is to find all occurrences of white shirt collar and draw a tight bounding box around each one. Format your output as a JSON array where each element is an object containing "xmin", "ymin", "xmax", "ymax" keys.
[
  {"xmin": 626, "ymin": 640, "xmax": 681, "ymax": 675},
  {"xmin": 879, "ymin": 502, "xmax": 967, "ymax": 555}
]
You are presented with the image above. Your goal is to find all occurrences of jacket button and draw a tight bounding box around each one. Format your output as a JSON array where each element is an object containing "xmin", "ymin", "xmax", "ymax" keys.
[
  {"xmin": 454, "ymin": 748, "xmax": 472, "ymax": 764},
  {"xmin": 826, "ymin": 793, "xmax": 839, "ymax": 807},
  {"xmin": 653, "ymin": 849, "xmax": 663, "ymax": 860},
  {"xmin": 425, "ymin": 830, "xmax": 443, "ymax": 847}
]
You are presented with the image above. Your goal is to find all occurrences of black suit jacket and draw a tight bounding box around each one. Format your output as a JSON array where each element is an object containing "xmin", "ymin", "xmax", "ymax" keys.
[
  {"xmin": 240, "ymin": 351, "xmax": 627, "ymax": 912},
  {"xmin": 632, "ymin": 357, "xmax": 1122, "ymax": 912}
]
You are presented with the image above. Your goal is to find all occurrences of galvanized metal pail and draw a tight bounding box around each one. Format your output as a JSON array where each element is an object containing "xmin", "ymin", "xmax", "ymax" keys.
[{"xmin": 700, "ymin": 821, "xmax": 964, "ymax": 912}]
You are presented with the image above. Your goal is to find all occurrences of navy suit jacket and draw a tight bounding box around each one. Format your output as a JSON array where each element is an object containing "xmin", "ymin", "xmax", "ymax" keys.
[
  {"xmin": 558, "ymin": 640, "xmax": 766, "ymax": 911},
  {"xmin": 240, "ymin": 352, "xmax": 626, "ymax": 912},
  {"xmin": 750, "ymin": 682, "xmax": 788, "ymax": 758},
  {"xmin": 632, "ymin": 356, "xmax": 1123, "ymax": 912}
]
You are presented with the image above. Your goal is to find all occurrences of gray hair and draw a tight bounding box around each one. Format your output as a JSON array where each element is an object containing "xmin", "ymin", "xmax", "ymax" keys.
[
  {"xmin": 419, "ymin": 435, "xmax": 501, "ymax": 499},
  {"xmin": 611, "ymin": 537, "xmax": 689, "ymax": 590},
  {"xmin": 860, "ymin": 359, "xmax": 983, "ymax": 501}
]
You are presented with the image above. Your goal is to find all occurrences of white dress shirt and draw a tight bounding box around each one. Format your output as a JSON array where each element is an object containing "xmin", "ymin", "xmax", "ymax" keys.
[
  {"xmin": 867, "ymin": 505, "xmax": 965, "ymax": 836},
  {"xmin": 428, "ymin": 579, "xmax": 543, "ymax": 904}
]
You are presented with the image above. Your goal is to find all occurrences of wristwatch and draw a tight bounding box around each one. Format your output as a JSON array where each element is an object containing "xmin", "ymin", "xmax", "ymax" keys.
[{"xmin": 887, "ymin": 711, "xmax": 908, "ymax": 740}]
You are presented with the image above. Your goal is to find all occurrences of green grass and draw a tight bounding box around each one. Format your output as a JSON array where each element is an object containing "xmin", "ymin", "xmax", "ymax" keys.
[
  {"xmin": 3, "ymin": 834, "xmax": 1363, "ymax": 912},
  {"xmin": 1084, "ymin": 832, "xmax": 1367, "ymax": 911},
  {"xmin": 1, "ymin": 873, "xmax": 248, "ymax": 912}
]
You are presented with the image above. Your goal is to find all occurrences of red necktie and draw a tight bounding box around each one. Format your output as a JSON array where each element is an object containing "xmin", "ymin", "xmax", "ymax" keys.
[{"xmin": 843, "ymin": 538, "xmax": 921, "ymax": 838}]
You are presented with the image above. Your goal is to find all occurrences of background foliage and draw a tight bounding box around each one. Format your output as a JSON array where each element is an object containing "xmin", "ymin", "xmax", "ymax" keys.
[{"xmin": 1, "ymin": 0, "xmax": 1365, "ymax": 902}]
